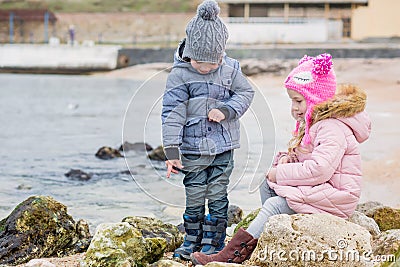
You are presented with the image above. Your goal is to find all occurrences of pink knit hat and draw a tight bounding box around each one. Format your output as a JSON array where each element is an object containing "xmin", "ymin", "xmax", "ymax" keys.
[{"xmin": 284, "ymin": 53, "xmax": 336, "ymax": 144}]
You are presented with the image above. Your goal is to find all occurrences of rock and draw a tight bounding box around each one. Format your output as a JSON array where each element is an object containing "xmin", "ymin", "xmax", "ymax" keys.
[
  {"xmin": 119, "ymin": 141, "xmax": 153, "ymax": 152},
  {"xmin": 356, "ymin": 201, "xmax": 384, "ymax": 214},
  {"xmin": 122, "ymin": 216, "xmax": 183, "ymax": 253},
  {"xmin": 95, "ymin": 146, "xmax": 123, "ymax": 160},
  {"xmin": 365, "ymin": 206, "xmax": 400, "ymax": 231},
  {"xmin": 349, "ymin": 211, "xmax": 381, "ymax": 236},
  {"xmin": 248, "ymin": 213, "xmax": 372, "ymax": 267},
  {"xmin": 82, "ymin": 222, "xmax": 166, "ymax": 267},
  {"xmin": 64, "ymin": 169, "xmax": 92, "ymax": 181},
  {"xmin": 227, "ymin": 205, "xmax": 243, "ymax": 227},
  {"xmin": 25, "ymin": 259, "xmax": 56, "ymax": 267},
  {"xmin": 372, "ymin": 229, "xmax": 400, "ymax": 257},
  {"xmin": 240, "ymin": 59, "xmax": 294, "ymax": 76},
  {"xmin": 16, "ymin": 184, "xmax": 32, "ymax": 190},
  {"xmin": 150, "ymin": 259, "xmax": 186, "ymax": 267},
  {"xmin": 204, "ymin": 263, "xmax": 253, "ymax": 267},
  {"xmin": 0, "ymin": 196, "xmax": 89, "ymax": 265},
  {"xmin": 234, "ymin": 208, "xmax": 260, "ymax": 234},
  {"xmin": 147, "ymin": 146, "xmax": 166, "ymax": 161}
]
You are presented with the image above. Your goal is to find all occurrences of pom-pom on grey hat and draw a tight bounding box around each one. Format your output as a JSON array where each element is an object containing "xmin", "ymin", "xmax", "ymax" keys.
[{"xmin": 182, "ymin": 0, "xmax": 229, "ymax": 64}]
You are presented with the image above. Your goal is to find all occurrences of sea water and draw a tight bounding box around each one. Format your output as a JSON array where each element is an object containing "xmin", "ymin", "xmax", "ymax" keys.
[{"xmin": 0, "ymin": 73, "xmax": 275, "ymax": 232}]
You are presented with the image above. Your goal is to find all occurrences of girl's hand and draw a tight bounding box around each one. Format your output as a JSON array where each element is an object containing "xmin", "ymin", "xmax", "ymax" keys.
[
  {"xmin": 165, "ymin": 160, "xmax": 184, "ymax": 178},
  {"xmin": 278, "ymin": 156, "xmax": 289, "ymax": 164},
  {"xmin": 208, "ymin": 109, "xmax": 225, "ymax": 122},
  {"xmin": 278, "ymin": 154, "xmax": 298, "ymax": 164},
  {"xmin": 266, "ymin": 167, "xmax": 277, "ymax": 183}
]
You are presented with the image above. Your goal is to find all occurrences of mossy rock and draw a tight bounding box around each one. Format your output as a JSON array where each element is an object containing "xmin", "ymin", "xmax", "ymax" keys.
[
  {"xmin": 367, "ymin": 206, "xmax": 400, "ymax": 231},
  {"xmin": 83, "ymin": 222, "xmax": 166, "ymax": 267},
  {"xmin": 234, "ymin": 208, "xmax": 260, "ymax": 234},
  {"xmin": 122, "ymin": 216, "xmax": 183, "ymax": 252},
  {"xmin": 0, "ymin": 196, "xmax": 80, "ymax": 265}
]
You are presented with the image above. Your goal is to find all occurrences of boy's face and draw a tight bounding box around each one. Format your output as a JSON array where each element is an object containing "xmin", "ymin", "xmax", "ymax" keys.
[
  {"xmin": 190, "ymin": 59, "xmax": 219, "ymax": 74},
  {"xmin": 287, "ymin": 89, "xmax": 307, "ymax": 122}
]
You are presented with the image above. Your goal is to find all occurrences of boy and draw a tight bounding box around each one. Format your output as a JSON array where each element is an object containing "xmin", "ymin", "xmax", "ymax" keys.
[{"xmin": 161, "ymin": 0, "xmax": 254, "ymax": 260}]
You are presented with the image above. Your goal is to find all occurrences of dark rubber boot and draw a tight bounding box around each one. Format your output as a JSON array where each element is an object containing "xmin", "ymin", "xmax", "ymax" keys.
[
  {"xmin": 173, "ymin": 214, "xmax": 203, "ymax": 260},
  {"xmin": 199, "ymin": 214, "xmax": 227, "ymax": 255}
]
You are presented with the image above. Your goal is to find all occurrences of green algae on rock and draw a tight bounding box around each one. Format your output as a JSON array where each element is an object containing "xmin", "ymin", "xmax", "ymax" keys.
[
  {"xmin": 0, "ymin": 195, "xmax": 90, "ymax": 265},
  {"xmin": 234, "ymin": 208, "xmax": 260, "ymax": 234},
  {"xmin": 367, "ymin": 206, "xmax": 400, "ymax": 231},
  {"xmin": 83, "ymin": 222, "xmax": 167, "ymax": 267},
  {"xmin": 122, "ymin": 216, "xmax": 183, "ymax": 253}
]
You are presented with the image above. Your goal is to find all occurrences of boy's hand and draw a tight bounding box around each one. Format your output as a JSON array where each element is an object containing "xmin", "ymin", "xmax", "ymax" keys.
[
  {"xmin": 165, "ymin": 159, "xmax": 184, "ymax": 178},
  {"xmin": 266, "ymin": 167, "xmax": 277, "ymax": 183},
  {"xmin": 208, "ymin": 109, "xmax": 225, "ymax": 123}
]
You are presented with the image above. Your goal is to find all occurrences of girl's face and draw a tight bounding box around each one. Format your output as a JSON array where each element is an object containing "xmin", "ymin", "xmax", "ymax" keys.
[
  {"xmin": 190, "ymin": 59, "xmax": 220, "ymax": 74},
  {"xmin": 287, "ymin": 89, "xmax": 307, "ymax": 121}
]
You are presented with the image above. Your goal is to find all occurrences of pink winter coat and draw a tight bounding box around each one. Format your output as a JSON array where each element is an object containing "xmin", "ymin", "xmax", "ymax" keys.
[{"xmin": 269, "ymin": 86, "xmax": 371, "ymax": 218}]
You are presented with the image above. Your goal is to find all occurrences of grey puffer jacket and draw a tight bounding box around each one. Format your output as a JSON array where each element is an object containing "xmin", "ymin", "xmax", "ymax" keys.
[{"xmin": 162, "ymin": 40, "xmax": 254, "ymax": 159}]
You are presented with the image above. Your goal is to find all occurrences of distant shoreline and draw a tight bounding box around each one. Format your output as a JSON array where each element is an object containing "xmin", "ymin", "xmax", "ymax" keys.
[{"xmin": 1, "ymin": 43, "xmax": 400, "ymax": 75}]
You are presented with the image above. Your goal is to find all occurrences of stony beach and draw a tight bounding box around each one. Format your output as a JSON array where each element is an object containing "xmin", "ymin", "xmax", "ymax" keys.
[{"xmin": 3, "ymin": 57, "xmax": 400, "ymax": 266}]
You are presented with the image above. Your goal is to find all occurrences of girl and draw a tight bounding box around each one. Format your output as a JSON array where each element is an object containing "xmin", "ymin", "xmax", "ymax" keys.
[{"xmin": 191, "ymin": 53, "xmax": 371, "ymax": 265}]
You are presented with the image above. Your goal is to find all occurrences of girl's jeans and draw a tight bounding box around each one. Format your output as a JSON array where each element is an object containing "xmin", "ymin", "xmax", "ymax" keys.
[
  {"xmin": 181, "ymin": 150, "xmax": 234, "ymax": 220},
  {"xmin": 246, "ymin": 179, "xmax": 296, "ymax": 238}
]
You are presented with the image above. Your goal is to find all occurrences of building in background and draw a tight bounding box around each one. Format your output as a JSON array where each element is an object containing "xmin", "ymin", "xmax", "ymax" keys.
[
  {"xmin": 218, "ymin": 0, "xmax": 399, "ymax": 43},
  {"xmin": 351, "ymin": 0, "xmax": 400, "ymax": 40},
  {"xmin": 0, "ymin": 9, "xmax": 57, "ymax": 43}
]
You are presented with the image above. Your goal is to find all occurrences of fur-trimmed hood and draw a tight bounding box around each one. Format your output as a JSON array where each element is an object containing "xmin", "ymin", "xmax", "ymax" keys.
[{"xmin": 313, "ymin": 85, "xmax": 371, "ymax": 143}]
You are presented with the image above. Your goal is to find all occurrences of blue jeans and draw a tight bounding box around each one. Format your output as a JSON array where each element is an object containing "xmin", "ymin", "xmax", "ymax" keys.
[
  {"xmin": 246, "ymin": 179, "xmax": 296, "ymax": 238},
  {"xmin": 181, "ymin": 150, "xmax": 234, "ymax": 220}
]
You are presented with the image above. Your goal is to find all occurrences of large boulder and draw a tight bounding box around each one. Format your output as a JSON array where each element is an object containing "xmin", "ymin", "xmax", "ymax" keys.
[
  {"xmin": 0, "ymin": 196, "xmax": 90, "ymax": 265},
  {"xmin": 82, "ymin": 222, "xmax": 166, "ymax": 267},
  {"xmin": 122, "ymin": 216, "xmax": 183, "ymax": 252},
  {"xmin": 248, "ymin": 213, "xmax": 373, "ymax": 267}
]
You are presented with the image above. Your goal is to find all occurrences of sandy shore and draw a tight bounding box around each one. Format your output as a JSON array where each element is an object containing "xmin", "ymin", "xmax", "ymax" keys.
[{"xmin": 100, "ymin": 58, "xmax": 400, "ymax": 209}]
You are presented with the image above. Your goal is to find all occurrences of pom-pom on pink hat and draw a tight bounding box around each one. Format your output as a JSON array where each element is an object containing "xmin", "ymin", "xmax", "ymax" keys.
[{"xmin": 284, "ymin": 53, "xmax": 336, "ymax": 144}]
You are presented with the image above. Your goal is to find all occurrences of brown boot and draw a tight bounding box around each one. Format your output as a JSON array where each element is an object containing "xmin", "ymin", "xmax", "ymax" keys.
[{"xmin": 190, "ymin": 228, "xmax": 258, "ymax": 265}]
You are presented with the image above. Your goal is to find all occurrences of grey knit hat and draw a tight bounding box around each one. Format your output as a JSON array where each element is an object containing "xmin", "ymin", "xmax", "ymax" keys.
[{"xmin": 182, "ymin": 0, "xmax": 229, "ymax": 63}]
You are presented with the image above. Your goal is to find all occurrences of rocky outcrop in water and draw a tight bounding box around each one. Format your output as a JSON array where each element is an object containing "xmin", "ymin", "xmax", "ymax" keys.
[
  {"xmin": 147, "ymin": 145, "xmax": 167, "ymax": 161},
  {"xmin": 95, "ymin": 146, "xmax": 123, "ymax": 160},
  {"xmin": 0, "ymin": 196, "xmax": 91, "ymax": 266},
  {"xmin": 119, "ymin": 141, "xmax": 153, "ymax": 152},
  {"xmin": 82, "ymin": 222, "xmax": 166, "ymax": 267},
  {"xmin": 122, "ymin": 216, "xmax": 183, "ymax": 253},
  {"xmin": 64, "ymin": 169, "xmax": 93, "ymax": 181}
]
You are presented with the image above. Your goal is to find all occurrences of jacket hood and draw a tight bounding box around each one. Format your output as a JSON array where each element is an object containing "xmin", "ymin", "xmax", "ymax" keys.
[{"xmin": 313, "ymin": 85, "xmax": 371, "ymax": 143}]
